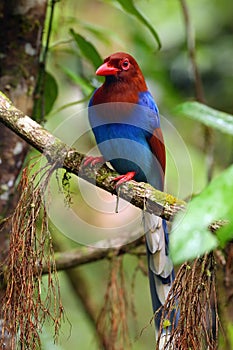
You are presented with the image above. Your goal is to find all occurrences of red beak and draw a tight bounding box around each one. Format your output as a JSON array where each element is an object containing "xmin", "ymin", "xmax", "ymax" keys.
[{"xmin": 96, "ymin": 62, "xmax": 120, "ymax": 76}]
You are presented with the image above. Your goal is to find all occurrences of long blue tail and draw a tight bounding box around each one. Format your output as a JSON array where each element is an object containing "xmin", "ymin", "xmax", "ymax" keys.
[{"xmin": 144, "ymin": 214, "xmax": 178, "ymax": 338}]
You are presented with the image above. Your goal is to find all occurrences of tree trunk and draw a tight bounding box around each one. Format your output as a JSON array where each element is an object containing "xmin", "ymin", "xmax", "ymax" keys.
[{"xmin": 0, "ymin": 1, "xmax": 47, "ymax": 348}]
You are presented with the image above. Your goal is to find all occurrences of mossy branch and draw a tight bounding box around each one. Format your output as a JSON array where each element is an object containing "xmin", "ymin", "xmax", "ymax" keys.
[{"xmin": 0, "ymin": 91, "xmax": 186, "ymax": 221}]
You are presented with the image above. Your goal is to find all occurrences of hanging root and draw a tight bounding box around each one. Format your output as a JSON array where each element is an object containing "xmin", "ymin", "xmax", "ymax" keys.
[
  {"xmin": 156, "ymin": 253, "xmax": 218, "ymax": 350},
  {"xmin": 97, "ymin": 256, "xmax": 132, "ymax": 350},
  {"xmin": 0, "ymin": 160, "xmax": 64, "ymax": 350}
]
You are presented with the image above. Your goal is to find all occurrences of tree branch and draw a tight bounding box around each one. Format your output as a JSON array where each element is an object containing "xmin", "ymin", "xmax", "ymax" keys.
[
  {"xmin": 0, "ymin": 92, "xmax": 227, "ymax": 272},
  {"xmin": 46, "ymin": 217, "xmax": 227, "ymax": 273},
  {"xmin": 44, "ymin": 236, "xmax": 146, "ymax": 274},
  {"xmin": 0, "ymin": 91, "xmax": 186, "ymax": 221}
]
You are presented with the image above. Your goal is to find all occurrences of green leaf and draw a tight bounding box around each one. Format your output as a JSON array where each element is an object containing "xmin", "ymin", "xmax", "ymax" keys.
[
  {"xmin": 70, "ymin": 29, "xmax": 103, "ymax": 69},
  {"xmin": 115, "ymin": 0, "xmax": 161, "ymax": 50},
  {"xmin": 174, "ymin": 101, "xmax": 233, "ymax": 135},
  {"xmin": 60, "ymin": 65, "xmax": 94, "ymax": 95},
  {"xmin": 43, "ymin": 72, "xmax": 58, "ymax": 115},
  {"xmin": 81, "ymin": 22, "xmax": 112, "ymax": 45},
  {"xmin": 217, "ymin": 221, "xmax": 233, "ymax": 247},
  {"xmin": 34, "ymin": 71, "xmax": 58, "ymax": 120},
  {"xmin": 170, "ymin": 165, "xmax": 233, "ymax": 264},
  {"xmin": 50, "ymin": 95, "xmax": 91, "ymax": 116}
]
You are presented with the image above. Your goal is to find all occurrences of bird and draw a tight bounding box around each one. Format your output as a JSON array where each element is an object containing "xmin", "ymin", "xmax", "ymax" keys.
[{"xmin": 87, "ymin": 52, "xmax": 177, "ymax": 342}]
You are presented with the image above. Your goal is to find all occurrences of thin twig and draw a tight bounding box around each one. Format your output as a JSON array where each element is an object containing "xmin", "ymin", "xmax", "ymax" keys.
[
  {"xmin": 179, "ymin": 0, "xmax": 205, "ymax": 102},
  {"xmin": 179, "ymin": 0, "xmax": 214, "ymax": 182},
  {"xmin": 33, "ymin": 0, "xmax": 58, "ymax": 121}
]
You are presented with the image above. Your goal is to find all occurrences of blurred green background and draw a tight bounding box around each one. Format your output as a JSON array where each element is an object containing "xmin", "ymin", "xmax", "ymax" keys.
[{"xmin": 39, "ymin": 0, "xmax": 233, "ymax": 348}]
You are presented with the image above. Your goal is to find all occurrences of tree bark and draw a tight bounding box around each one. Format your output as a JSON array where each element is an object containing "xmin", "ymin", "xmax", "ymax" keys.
[{"xmin": 0, "ymin": 1, "xmax": 47, "ymax": 348}]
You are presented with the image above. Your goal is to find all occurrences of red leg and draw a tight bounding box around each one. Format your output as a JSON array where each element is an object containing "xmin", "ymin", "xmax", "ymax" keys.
[
  {"xmin": 83, "ymin": 155, "xmax": 104, "ymax": 167},
  {"xmin": 112, "ymin": 171, "xmax": 136, "ymax": 188}
]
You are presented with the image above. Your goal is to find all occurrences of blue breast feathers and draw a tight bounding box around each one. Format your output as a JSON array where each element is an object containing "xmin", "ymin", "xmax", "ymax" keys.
[{"xmin": 88, "ymin": 90, "xmax": 163, "ymax": 189}]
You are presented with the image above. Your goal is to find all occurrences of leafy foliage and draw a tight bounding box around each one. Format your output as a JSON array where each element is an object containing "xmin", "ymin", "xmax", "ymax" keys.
[
  {"xmin": 60, "ymin": 65, "xmax": 94, "ymax": 95},
  {"xmin": 70, "ymin": 29, "xmax": 103, "ymax": 69},
  {"xmin": 114, "ymin": 0, "xmax": 161, "ymax": 50},
  {"xmin": 34, "ymin": 71, "xmax": 58, "ymax": 120},
  {"xmin": 171, "ymin": 101, "xmax": 233, "ymax": 263},
  {"xmin": 175, "ymin": 101, "xmax": 233, "ymax": 135},
  {"xmin": 170, "ymin": 165, "xmax": 233, "ymax": 264}
]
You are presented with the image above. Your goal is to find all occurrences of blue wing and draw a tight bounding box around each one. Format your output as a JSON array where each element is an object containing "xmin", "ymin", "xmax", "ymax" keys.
[{"xmin": 138, "ymin": 91, "xmax": 159, "ymax": 114}]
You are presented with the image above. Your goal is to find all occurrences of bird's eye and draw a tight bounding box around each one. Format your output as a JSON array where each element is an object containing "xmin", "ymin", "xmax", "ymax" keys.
[{"xmin": 121, "ymin": 59, "xmax": 130, "ymax": 70}]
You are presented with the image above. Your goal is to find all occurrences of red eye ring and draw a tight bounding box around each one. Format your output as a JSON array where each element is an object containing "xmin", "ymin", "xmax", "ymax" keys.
[{"xmin": 121, "ymin": 58, "xmax": 130, "ymax": 70}]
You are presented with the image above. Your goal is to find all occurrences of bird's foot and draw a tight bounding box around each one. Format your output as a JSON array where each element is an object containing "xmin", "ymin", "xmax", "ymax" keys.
[
  {"xmin": 82, "ymin": 155, "xmax": 104, "ymax": 167},
  {"xmin": 112, "ymin": 171, "xmax": 136, "ymax": 213},
  {"xmin": 112, "ymin": 171, "xmax": 136, "ymax": 188}
]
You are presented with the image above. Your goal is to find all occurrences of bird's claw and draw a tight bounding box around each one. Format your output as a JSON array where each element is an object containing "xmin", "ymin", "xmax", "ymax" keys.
[
  {"xmin": 112, "ymin": 171, "xmax": 136, "ymax": 188},
  {"xmin": 82, "ymin": 156, "xmax": 104, "ymax": 168}
]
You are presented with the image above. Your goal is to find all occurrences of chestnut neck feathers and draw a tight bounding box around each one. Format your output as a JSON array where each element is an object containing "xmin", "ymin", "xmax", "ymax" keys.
[{"xmin": 92, "ymin": 52, "xmax": 147, "ymax": 105}]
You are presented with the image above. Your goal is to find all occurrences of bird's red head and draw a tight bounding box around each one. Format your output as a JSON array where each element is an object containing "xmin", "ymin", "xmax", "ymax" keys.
[
  {"xmin": 96, "ymin": 52, "xmax": 147, "ymax": 89},
  {"xmin": 93, "ymin": 52, "xmax": 147, "ymax": 104},
  {"xmin": 96, "ymin": 52, "xmax": 136, "ymax": 76}
]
